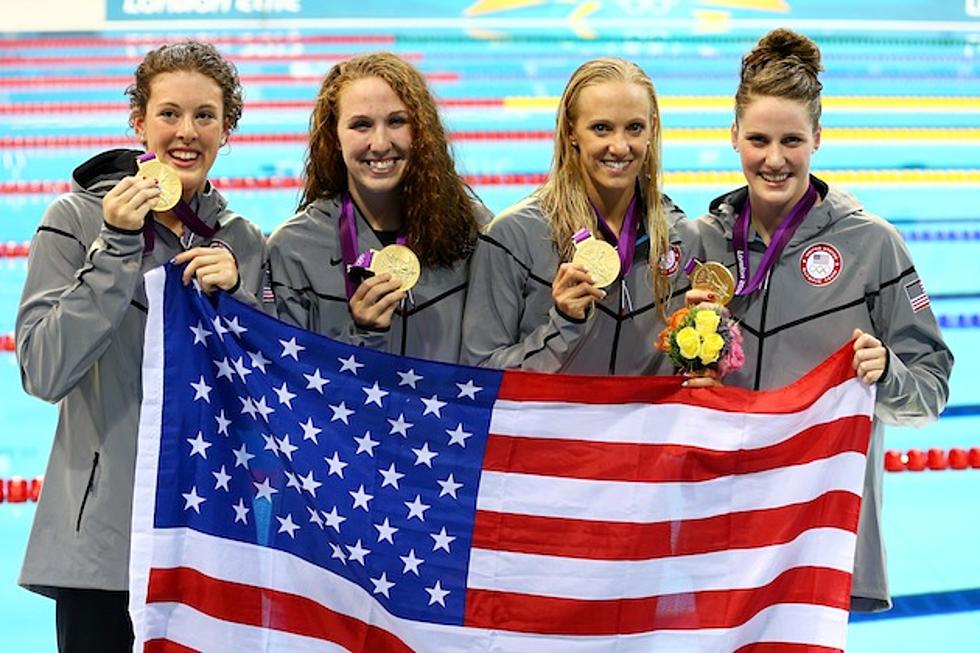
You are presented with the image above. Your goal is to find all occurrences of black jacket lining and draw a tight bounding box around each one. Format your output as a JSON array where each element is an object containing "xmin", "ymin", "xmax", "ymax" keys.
[
  {"xmin": 37, "ymin": 225, "xmax": 85, "ymax": 249},
  {"xmin": 522, "ymin": 329, "xmax": 562, "ymax": 362},
  {"xmin": 478, "ymin": 233, "xmax": 553, "ymax": 287}
]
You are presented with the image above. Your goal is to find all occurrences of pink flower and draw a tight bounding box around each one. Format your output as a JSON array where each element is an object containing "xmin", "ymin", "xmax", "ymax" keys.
[{"xmin": 717, "ymin": 322, "xmax": 745, "ymax": 376}]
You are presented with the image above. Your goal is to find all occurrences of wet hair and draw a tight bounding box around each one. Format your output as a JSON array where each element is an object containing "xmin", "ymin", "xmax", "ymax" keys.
[
  {"xmin": 534, "ymin": 57, "xmax": 671, "ymax": 311},
  {"xmin": 126, "ymin": 41, "xmax": 244, "ymax": 133},
  {"xmin": 299, "ymin": 51, "xmax": 480, "ymax": 267},
  {"xmin": 736, "ymin": 28, "xmax": 823, "ymax": 128}
]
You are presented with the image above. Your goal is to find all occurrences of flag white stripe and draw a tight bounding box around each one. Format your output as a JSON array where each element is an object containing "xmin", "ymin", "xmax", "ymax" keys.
[
  {"xmin": 143, "ymin": 529, "xmax": 849, "ymax": 652},
  {"xmin": 491, "ymin": 378, "xmax": 873, "ymax": 449},
  {"xmin": 467, "ymin": 527, "xmax": 856, "ymax": 599},
  {"xmin": 476, "ymin": 451, "xmax": 867, "ymax": 522}
]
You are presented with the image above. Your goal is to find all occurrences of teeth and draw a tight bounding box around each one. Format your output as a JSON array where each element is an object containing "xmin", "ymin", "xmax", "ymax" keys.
[
  {"xmin": 367, "ymin": 160, "xmax": 396, "ymax": 172},
  {"xmin": 761, "ymin": 172, "xmax": 788, "ymax": 182},
  {"xmin": 170, "ymin": 151, "xmax": 198, "ymax": 161},
  {"xmin": 602, "ymin": 161, "xmax": 630, "ymax": 170}
]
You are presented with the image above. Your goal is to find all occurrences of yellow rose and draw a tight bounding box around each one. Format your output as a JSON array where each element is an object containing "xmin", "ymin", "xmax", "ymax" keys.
[
  {"xmin": 675, "ymin": 326, "xmax": 701, "ymax": 360},
  {"xmin": 699, "ymin": 332, "xmax": 725, "ymax": 364},
  {"xmin": 694, "ymin": 309, "xmax": 721, "ymax": 337}
]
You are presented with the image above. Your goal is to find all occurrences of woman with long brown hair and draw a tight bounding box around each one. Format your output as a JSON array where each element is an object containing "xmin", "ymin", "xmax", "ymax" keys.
[
  {"xmin": 267, "ymin": 52, "xmax": 487, "ymax": 362},
  {"xmin": 462, "ymin": 57, "xmax": 697, "ymax": 375}
]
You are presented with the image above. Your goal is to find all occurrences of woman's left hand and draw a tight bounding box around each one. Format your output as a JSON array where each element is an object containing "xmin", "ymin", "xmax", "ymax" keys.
[
  {"xmin": 852, "ymin": 328, "xmax": 887, "ymax": 385},
  {"xmin": 174, "ymin": 246, "xmax": 239, "ymax": 293}
]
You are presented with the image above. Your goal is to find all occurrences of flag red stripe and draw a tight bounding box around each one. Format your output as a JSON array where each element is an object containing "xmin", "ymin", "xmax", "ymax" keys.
[
  {"xmin": 146, "ymin": 567, "xmax": 412, "ymax": 653},
  {"xmin": 472, "ymin": 490, "xmax": 861, "ymax": 560},
  {"xmin": 497, "ymin": 344, "xmax": 855, "ymax": 412},
  {"xmin": 736, "ymin": 644, "xmax": 843, "ymax": 653},
  {"xmin": 144, "ymin": 640, "xmax": 199, "ymax": 653},
  {"xmin": 464, "ymin": 565, "xmax": 851, "ymax": 635},
  {"xmin": 483, "ymin": 415, "xmax": 871, "ymax": 482}
]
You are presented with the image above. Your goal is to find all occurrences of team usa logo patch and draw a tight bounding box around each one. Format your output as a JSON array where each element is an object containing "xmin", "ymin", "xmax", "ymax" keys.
[
  {"xmin": 905, "ymin": 278, "xmax": 931, "ymax": 313},
  {"xmin": 658, "ymin": 244, "xmax": 682, "ymax": 276},
  {"xmin": 799, "ymin": 243, "xmax": 842, "ymax": 286}
]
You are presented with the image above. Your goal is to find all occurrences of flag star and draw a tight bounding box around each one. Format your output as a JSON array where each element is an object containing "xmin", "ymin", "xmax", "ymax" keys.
[
  {"xmin": 349, "ymin": 484, "xmax": 374, "ymax": 511},
  {"xmin": 353, "ymin": 431, "xmax": 379, "ymax": 456},
  {"xmin": 273, "ymin": 382, "xmax": 297, "ymax": 408},
  {"xmin": 374, "ymin": 517, "xmax": 399, "ymax": 545},
  {"xmin": 425, "ymin": 580, "xmax": 450, "ymax": 607},
  {"xmin": 276, "ymin": 434, "xmax": 298, "ymax": 461},
  {"xmin": 248, "ymin": 349, "xmax": 270, "ymax": 373},
  {"xmin": 338, "ymin": 354, "xmax": 364, "ymax": 375},
  {"xmin": 253, "ymin": 477, "xmax": 278, "ymax": 502},
  {"xmin": 232, "ymin": 497, "xmax": 249, "ymax": 524},
  {"xmin": 400, "ymin": 549, "xmax": 425, "ymax": 576},
  {"xmin": 307, "ymin": 506, "xmax": 324, "ymax": 529},
  {"xmin": 299, "ymin": 471, "xmax": 322, "ymax": 497},
  {"xmin": 387, "ymin": 414, "xmax": 413, "ymax": 437},
  {"xmin": 262, "ymin": 433, "xmax": 279, "ymax": 455},
  {"xmin": 329, "ymin": 401, "xmax": 354, "ymax": 424},
  {"xmin": 329, "ymin": 542, "xmax": 347, "ymax": 564},
  {"xmin": 186, "ymin": 431, "xmax": 212, "ymax": 459},
  {"xmin": 304, "ymin": 368, "xmax": 330, "ymax": 394},
  {"xmin": 239, "ymin": 395, "xmax": 258, "ymax": 419},
  {"xmin": 279, "ymin": 337, "xmax": 305, "ymax": 360},
  {"xmin": 231, "ymin": 356, "xmax": 252, "ymax": 383},
  {"xmin": 324, "ymin": 451, "xmax": 348, "ymax": 478},
  {"xmin": 190, "ymin": 376, "xmax": 213, "ymax": 403},
  {"xmin": 213, "ymin": 357, "xmax": 235, "ymax": 381},
  {"xmin": 412, "ymin": 442, "xmax": 438, "ymax": 468},
  {"xmin": 182, "ymin": 486, "xmax": 205, "ymax": 513},
  {"xmin": 321, "ymin": 506, "xmax": 346, "ymax": 533},
  {"xmin": 370, "ymin": 572, "xmax": 395, "ymax": 599},
  {"xmin": 420, "ymin": 394, "xmax": 447, "ymax": 417},
  {"xmin": 378, "ymin": 462, "xmax": 405, "ymax": 489},
  {"xmin": 224, "ymin": 315, "xmax": 247, "ymax": 337},
  {"xmin": 212, "ymin": 315, "xmax": 229, "ymax": 340},
  {"xmin": 396, "ymin": 368, "xmax": 423, "ymax": 388},
  {"xmin": 431, "ymin": 526, "xmax": 457, "ymax": 553},
  {"xmin": 404, "ymin": 495, "xmax": 431, "ymax": 522},
  {"xmin": 215, "ymin": 410, "xmax": 232, "ymax": 436},
  {"xmin": 346, "ymin": 539, "xmax": 371, "ymax": 565},
  {"xmin": 212, "ymin": 465, "xmax": 232, "ymax": 492},
  {"xmin": 361, "ymin": 381, "xmax": 389, "ymax": 407},
  {"xmin": 456, "ymin": 379, "xmax": 483, "ymax": 400},
  {"xmin": 446, "ymin": 423, "xmax": 472, "ymax": 448},
  {"xmin": 189, "ymin": 320, "xmax": 212, "ymax": 345},
  {"xmin": 276, "ymin": 513, "xmax": 300, "ymax": 538},
  {"xmin": 299, "ymin": 417, "xmax": 322, "ymax": 444},
  {"xmin": 284, "ymin": 471, "xmax": 302, "ymax": 493},
  {"xmin": 437, "ymin": 473, "xmax": 463, "ymax": 499},
  {"xmin": 232, "ymin": 442, "xmax": 255, "ymax": 469},
  {"xmin": 253, "ymin": 396, "xmax": 275, "ymax": 421}
]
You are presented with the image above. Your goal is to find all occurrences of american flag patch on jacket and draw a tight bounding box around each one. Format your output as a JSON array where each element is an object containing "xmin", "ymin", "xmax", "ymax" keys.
[{"xmin": 905, "ymin": 278, "xmax": 931, "ymax": 313}]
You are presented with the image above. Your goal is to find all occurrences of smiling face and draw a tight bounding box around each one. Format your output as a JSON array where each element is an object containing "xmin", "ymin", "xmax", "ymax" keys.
[
  {"xmin": 336, "ymin": 76, "xmax": 412, "ymax": 206},
  {"xmin": 133, "ymin": 70, "xmax": 227, "ymax": 202},
  {"xmin": 732, "ymin": 94, "xmax": 821, "ymax": 224},
  {"xmin": 569, "ymin": 81, "xmax": 652, "ymax": 212}
]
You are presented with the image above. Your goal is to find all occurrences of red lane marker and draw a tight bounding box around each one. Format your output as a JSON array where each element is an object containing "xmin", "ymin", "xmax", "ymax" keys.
[
  {"xmin": 0, "ymin": 333, "xmax": 15, "ymax": 351},
  {"xmin": 0, "ymin": 70, "xmax": 457, "ymax": 88},
  {"xmin": 0, "ymin": 34, "xmax": 395, "ymax": 49},
  {"xmin": 0, "ymin": 242, "xmax": 30, "ymax": 257},
  {"xmin": 0, "ymin": 96, "xmax": 499, "ymax": 113},
  {"xmin": 0, "ymin": 51, "xmax": 423, "ymax": 67}
]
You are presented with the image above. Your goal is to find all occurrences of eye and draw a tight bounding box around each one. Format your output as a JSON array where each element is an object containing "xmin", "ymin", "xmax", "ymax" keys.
[
  {"xmin": 747, "ymin": 135, "xmax": 767, "ymax": 145},
  {"xmin": 591, "ymin": 123, "xmax": 610, "ymax": 134},
  {"xmin": 783, "ymin": 136, "xmax": 803, "ymax": 145},
  {"xmin": 196, "ymin": 111, "xmax": 217, "ymax": 122},
  {"xmin": 389, "ymin": 114, "xmax": 408, "ymax": 127},
  {"xmin": 627, "ymin": 122, "xmax": 646, "ymax": 134},
  {"xmin": 159, "ymin": 109, "xmax": 177, "ymax": 119},
  {"xmin": 350, "ymin": 119, "xmax": 371, "ymax": 130}
]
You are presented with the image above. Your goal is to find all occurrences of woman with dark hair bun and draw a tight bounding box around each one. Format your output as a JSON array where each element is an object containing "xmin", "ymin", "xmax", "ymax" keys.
[
  {"xmin": 691, "ymin": 28, "xmax": 953, "ymax": 612},
  {"xmin": 16, "ymin": 41, "xmax": 266, "ymax": 650},
  {"xmin": 267, "ymin": 52, "xmax": 488, "ymax": 362}
]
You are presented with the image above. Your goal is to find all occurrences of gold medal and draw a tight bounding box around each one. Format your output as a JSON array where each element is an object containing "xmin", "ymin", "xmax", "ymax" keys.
[
  {"xmin": 138, "ymin": 156, "xmax": 182, "ymax": 212},
  {"xmin": 572, "ymin": 235, "xmax": 621, "ymax": 289},
  {"xmin": 371, "ymin": 244, "xmax": 421, "ymax": 292},
  {"xmin": 690, "ymin": 261, "xmax": 736, "ymax": 305}
]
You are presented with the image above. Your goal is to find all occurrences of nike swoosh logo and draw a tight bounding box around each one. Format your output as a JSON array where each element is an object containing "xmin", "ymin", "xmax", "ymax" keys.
[{"xmin": 329, "ymin": 256, "xmax": 344, "ymax": 266}]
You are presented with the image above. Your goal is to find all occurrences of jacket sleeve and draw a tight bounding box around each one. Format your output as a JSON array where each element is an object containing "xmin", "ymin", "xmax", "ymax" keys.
[
  {"xmin": 224, "ymin": 224, "xmax": 268, "ymax": 313},
  {"xmin": 266, "ymin": 230, "xmax": 315, "ymax": 330},
  {"xmin": 872, "ymin": 228, "xmax": 953, "ymax": 425},
  {"xmin": 16, "ymin": 200, "xmax": 144, "ymax": 403},
  {"xmin": 460, "ymin": 227, "xmax": 592, "ymax": 371}
]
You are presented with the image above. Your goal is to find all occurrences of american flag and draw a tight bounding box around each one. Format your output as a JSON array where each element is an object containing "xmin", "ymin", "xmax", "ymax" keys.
[
  {"xmin": 132, "ymin": 263, "xmax": 875, "ymax": 653},
  {"xmin": 905, "ymin": 278, "xmax": 931, "ymax": 313}
]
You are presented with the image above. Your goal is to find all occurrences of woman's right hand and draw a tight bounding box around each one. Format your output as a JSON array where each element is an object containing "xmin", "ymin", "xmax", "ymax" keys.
[
  {"xmin": 552, "ymin": 262, "xmax": 606, "ymax": 320},
  {"xmin": 349, "ymin": 272, "xmax": 406, "ymax": 330},
  {"xmin": 684, "ymin": 288, "xmax": 718, "ymax": 307},
  {"xmin": 102, "ymin": 175, "xmax": 161, "ymax": 231}
]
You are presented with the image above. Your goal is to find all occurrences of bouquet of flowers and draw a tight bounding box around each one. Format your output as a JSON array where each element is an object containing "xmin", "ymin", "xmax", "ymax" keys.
[{"xmin": 656, "ymin": 305, "xmax": 744, "ymax": 377}]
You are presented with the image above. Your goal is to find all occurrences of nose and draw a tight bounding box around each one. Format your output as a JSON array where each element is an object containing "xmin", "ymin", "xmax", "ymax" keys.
[
  {"xmin": 609, "ymin": 131, "xmax": 630, "ymax": 156},
  {"xmin": 176, "ymin": 114, "xmax": 197, "ymax": 141},
  {"xmin": 369, "ymin": 125, "xmax": 391, "ymax": 153},
  {"xmin": 763, "ymin": 143, "xmax": 785, "ymax": 168}
]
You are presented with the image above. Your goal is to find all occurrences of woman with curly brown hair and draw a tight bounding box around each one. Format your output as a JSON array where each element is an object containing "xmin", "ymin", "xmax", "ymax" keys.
[
  {"xmin": 461, "ymin": 57, "xmax": 698, "ymax": 375},
  {"xmin": 267, "ymin": 52, "xmax": 488, "ymax": 362}
]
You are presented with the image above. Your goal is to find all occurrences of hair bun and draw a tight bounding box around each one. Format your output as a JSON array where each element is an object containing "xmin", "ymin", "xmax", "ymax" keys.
[{"xmin": 745, "ymin": 28, "xmax": 823, "ymax": 79}]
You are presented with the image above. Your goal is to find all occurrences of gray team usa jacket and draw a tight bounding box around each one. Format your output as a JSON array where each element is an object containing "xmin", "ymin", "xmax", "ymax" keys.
[
  {"xmin": 267, "ymin": 195, "xmax": 490, "ymax": 363},
  {"xmin": 16, "ymin": 149, "xmax": 266, "ymax": 596},
  {"xmin": 697, "ymin": 177, "xmax": 953, "ymax": 612},
  {"xmin": 461, "ymin": 195, "xmax": 697, "ymax": 375}
]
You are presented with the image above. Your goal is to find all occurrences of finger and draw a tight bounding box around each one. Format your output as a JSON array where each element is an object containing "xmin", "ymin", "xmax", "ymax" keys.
[
  {"xmin": 682, "ymin": 377, "xmax": 723, "ymax": 388},
  {"xmin": 174, "ymin": 247, "xmax": 209, "ymax": 264},
  {"xmin": 685, "ymin": 289, "xmax": 716, "ymax": 306}
]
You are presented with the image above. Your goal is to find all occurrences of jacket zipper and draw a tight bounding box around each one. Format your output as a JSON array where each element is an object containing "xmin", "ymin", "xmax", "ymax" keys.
[
  {"xmin": 753, "ymin": 271, "xmax": 772, "ymax": 391},
  {"xmin": 75, "ymin": 451, "xmax": 100, "ymax": 532}
]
